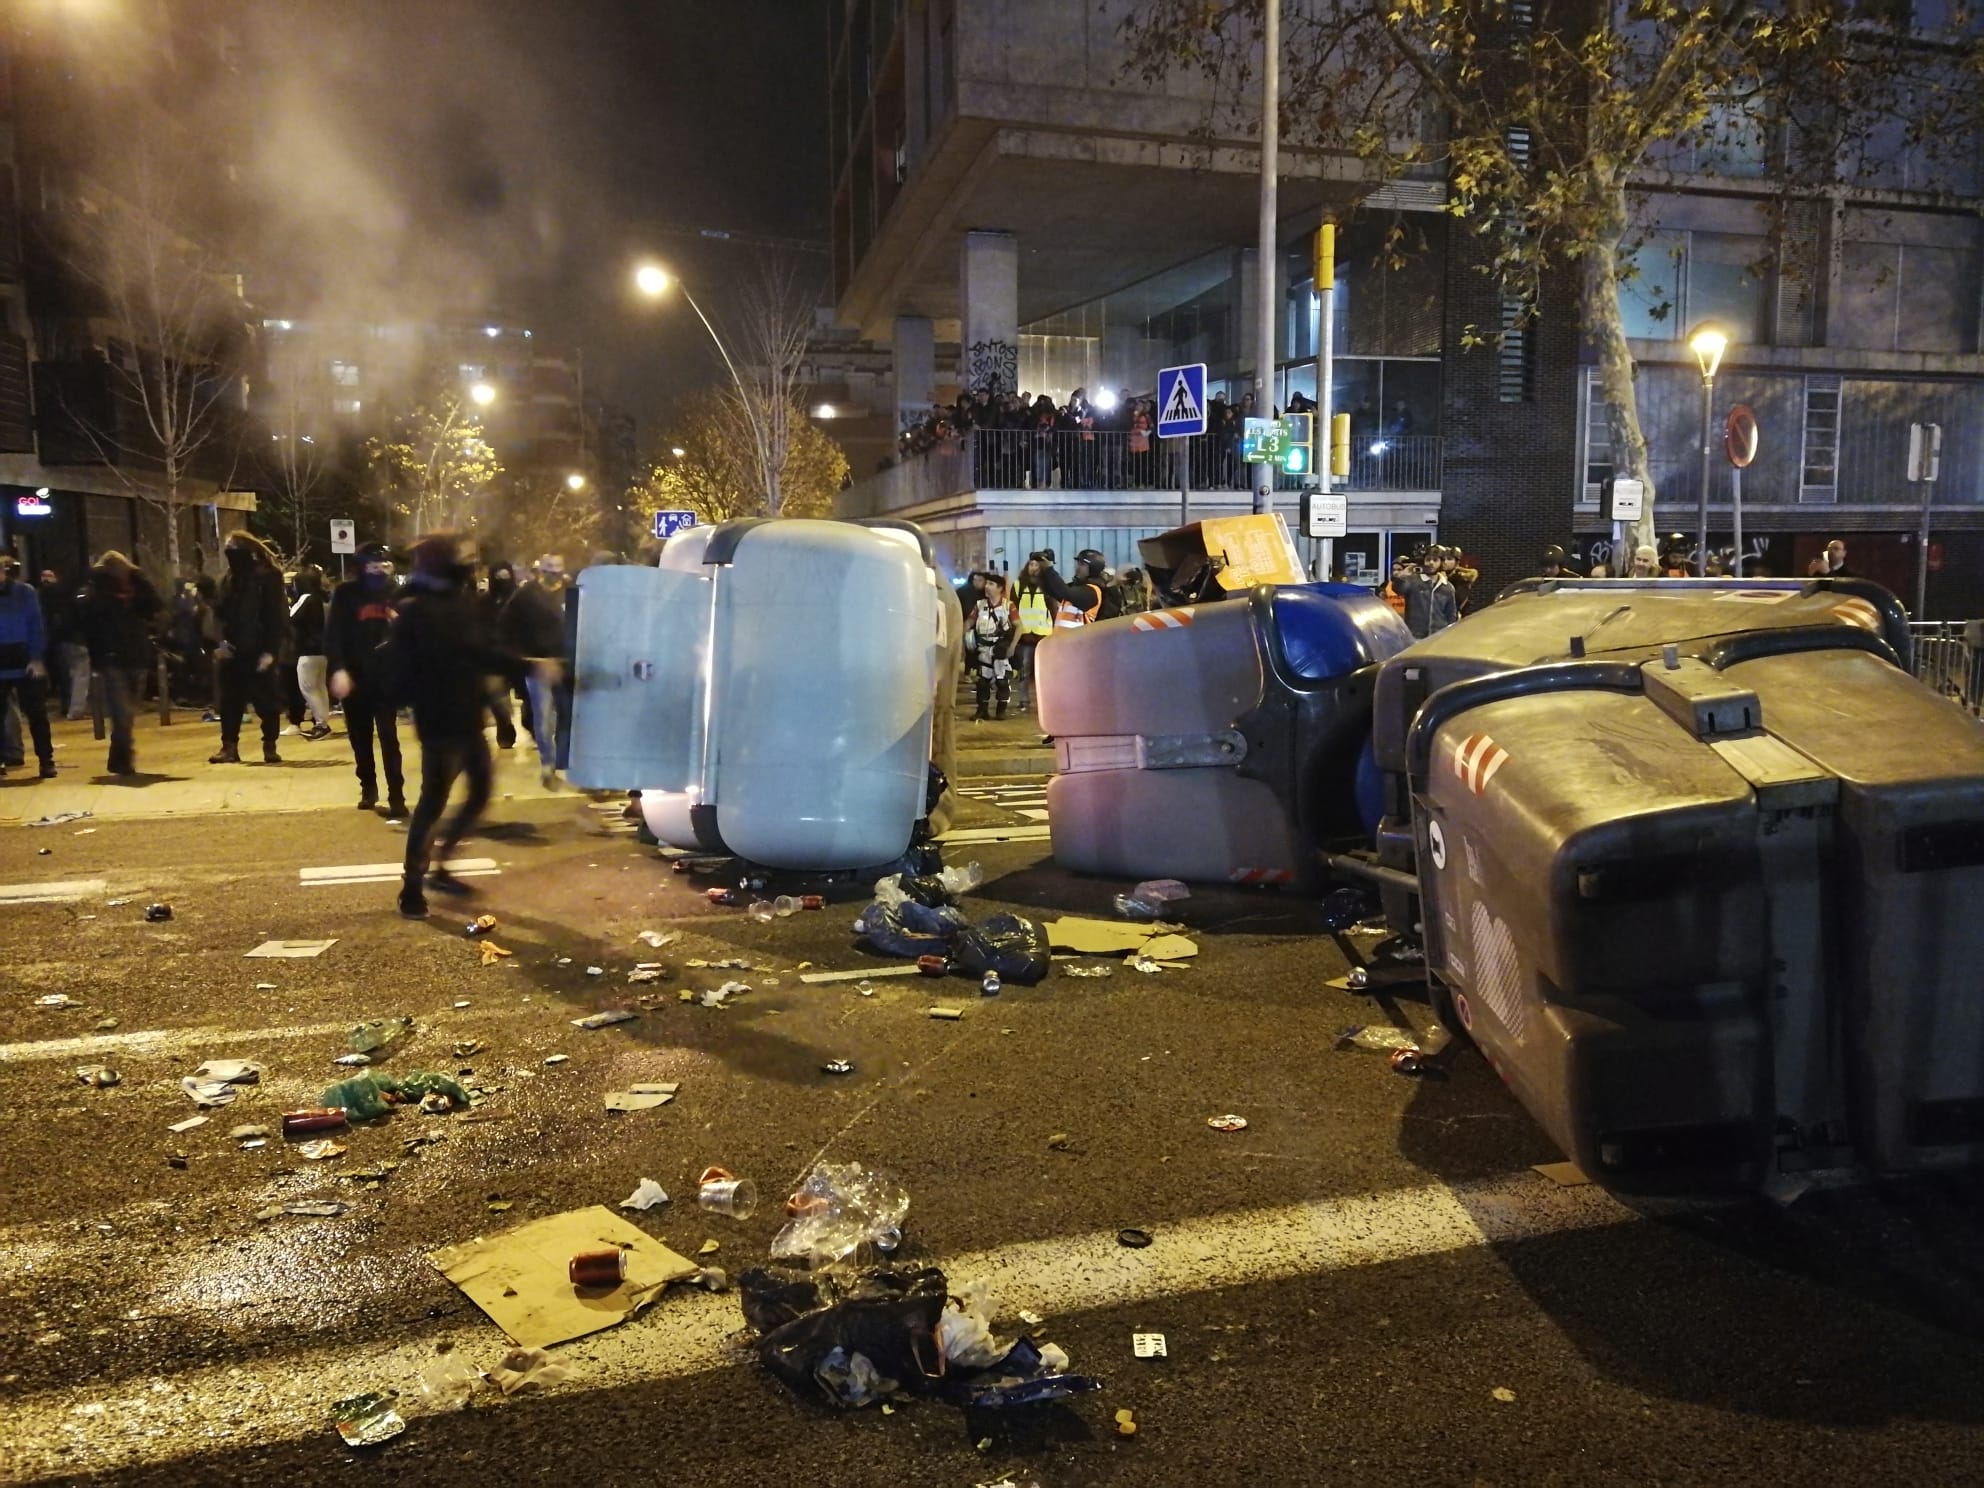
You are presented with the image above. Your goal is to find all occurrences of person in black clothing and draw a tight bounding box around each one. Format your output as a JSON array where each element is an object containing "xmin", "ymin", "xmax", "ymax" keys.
[
  {"xmin": 209, "ymin": 530, "xmax": 289, "ymax": 764},
  {"xmin": 77, "ymin": 551, "xmax": 162, "ymax": 775},
  {"xmin": 326, "ymin": 543, "xmax": 406, "ymax": 816},
  {"xmin": 390, "ymin": 533, "xmax": 525, "ymax": 919},
  {"xmin": 38, "ymin": 568, "xmax": 89, "ymax": 721},
  {"xmin": 499, "ymin": 555, "xmax": 573, "ymax": 786},
  {"xmin": 482, "ymin": 560, "xmax": 524, "ymax": 749},
  {"xmin": 1073, "ymin": 549, "xmax": 1123, "ymax": 621},
  {"xmin": 289, "ymin": 565, "xmax": 333, "ymax": 740}
]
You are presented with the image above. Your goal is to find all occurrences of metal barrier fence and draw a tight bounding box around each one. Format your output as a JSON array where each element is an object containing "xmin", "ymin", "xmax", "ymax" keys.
[
  {"xmin": 954, "ymin": 429, "xmax": 1445, "ymax": 494},
  {"xmin": 1909, "ymin": 620, "xmax": 1984, "ymax": 715}
]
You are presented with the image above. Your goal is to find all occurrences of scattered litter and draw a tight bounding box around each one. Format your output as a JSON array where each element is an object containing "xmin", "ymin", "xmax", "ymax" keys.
[
  {"xmin": 1492, "ymin": 1385, "xmax": 1517, "ymax": 1403},
  {"xmin": 571, "ymin": 1009, "xmax": 637, "ymax": 1030},
  {"xmin": 332, "ymin": 1053, "xmax": 372, "ymax": 1067},
  {"xmin": 1140, "ymin": 933, "xmax": 1198, "ymax": 962},
  {"xmin": 35, "ymin": 994, "xmax": 82, "ymax": 1009},
  {"xmin": 1763, "ymin": 1171, "xmax": 1813, "ymax": 1208},
  {"xmin": 1533, "ymin": 1161, "xmax": 1592, "ymax": 1188},
  {"xmin": 261, "ymin": 1200, "xmax": 349, "ymax": 1219},
  {"xmin": 821, "ymin": 1060, "xmax": 855, "ymax": 1076},
  {"xmin": 245, "ymin": 939, "xmax": 336, "ymax": 959},
  {"xmin": 427, "ymin": 1205, "xmax": 698, "ymax": 1348},
  {"xmin": 626, "ymin": 967, "xmax": 666, "ymax": 984},
  {"xmin": 283, "ymin": 1109, "xmax": 348, "ymax": 1135},
  {"xmin": 1114, "ymin": 878, "xmax": 1191, "ymax": 921},
  {"xmin": 1045, "ymin": 918, "xmax": 1168, "ymax": 955},
  {"xmin": 619, "ymin": 1178, "xmax": 670, "ymax": 1211},
  {"xmin": 167, "ymin": 1116, "xmax": 208, "ymax": 1134},
  {"xmin": 450, "ymin": 1040, "xmax": 483, "ymax": 1059},
  {"xmin": 1046, "ymin": 1133, "xmax": 1073, "ymax": 1151},
  {"xmin": 321, "ymin": 1070, "xmax": 471, "ymax": 1121},
  {"xmin": 330, "ymin": 1391, "xmax": 405, "ymax": 1448},
  {"xmin": 486, "ymin": 1346, "xmax": 573, "ymax": 1396},
  {"xmin": 857, "ymin": 981, "xmax": 874, "ymax": 996},
  {"xmin": 74, "ymin": 1067, "xmax": 120, "ymax": 1088},
  {"xmin": 701, "ymin": 981, "xmax": 750, "ymax": 1008},
  {"xmin": 928, "ymin": 1007, "xmax": 964, "ymax": 1021},
  {"xmin": 1206, "ymin": 1114, "xmax": 1248, "ymax": 1132},
  {"xmin": 464, "ymin": 914, "xmax": 499, "ymax": 938},
  {"xmin": 105, "ymin": 897, "xmax": 132, "ymax": 907},
  {"xmin": 604, "ymin": 1083, "xmax": 678, "ymax": 1113},
  {"xmin": 1063, "ymin": 965, "xmax": 1113, "ymax": 978},
  {"xmin": 1115, "ymin": 1407, "xmax": 1138, "ymax": 1437},
  {"xmin": 1127, "ymin": 954, "xmax": 1163, "ymax": 974},
  {"xmin": 799, "ymin": 964, "xmax": 922, "ymax": 985},
  {"xmin": 636, "ymin": 930, "xmax": 678, "ymax": 948},
  {"xmin": 1337, "ymin": 1024, "xmax": 1451, "ymax": 1055},
  {"xmin": 1018, "ymin": 1310, "xmax": 1044, "ymax": 1327},
  {"xmin": 544, "ymin": 1054, "xmax": 570, "ymax": 1066},
  {"xmin": 91, "ymin": 1018, "xmax": 117, "ymax": 1031},
  {"xmin": 698, "ymin": 1239, "xmax": 720, "ymax": 1256},
  {"xmin": 585, "ymin": 966, "xmax": 605, "ymax": 977},
  {"xmin": 414, "ymin": 1354, "xmax": 480, "ymax": 1413},
  {"xmin": 1116, "ymin": 1228, "xmax": 1153, "ymax": 1249},
  {"xmin": 228, "ymin": 1124, "xmax": 270, "ymax": 1141},
  {"xmin": 1132, "ymin": 1332, "xmax": 1167, "ymax": 1359},
  {"xmin": 253, "ymin": 982, "xmax": 277, "ymax": 992},
  {"xmin": 27, "ymin": 810, "xmax": 92, "ymax": 827},
  {"xmin": 555, "ymin": 957, "xmax": 573, "ymax": 967},
  {"xmin": 1389, "ymin": 1047, "xmax": 1434, "ymax": 1077},
  {"xmin": 193, "ymin": 1059, "xmax": 261, "ymax": 1084},
  {"xmin": 452, "ymin": 999, "xmax": 471, "ymax": 1009},
  {"xmin": 480, "ymin": 942, "xmax": 513, "ymax": 967},
  {"xmin": 697, "ymin": 1167, "xmax": 758, "ymax": 1220},
  {"xmin": 296, "ymin": 1139, "xmax": 347, "ymax": 1160},
  {"xmin": 486, "ymin": 1199, "xmax": 513, "ymax": 1212},
  {"xmin": 164, "ymin": 1151, "xmax": 188, "ymax": 1169},
  {"xmin": 691, "ymin": 1266, "xmax": 729, "ymax": 1292},
  {"xmin": 771, "ymin": 1160, "xmax": 908, "ymax": 1267},
  {"xmin": 349, "ymin": 1017, "xmax": 411, "ymax": 1054}
]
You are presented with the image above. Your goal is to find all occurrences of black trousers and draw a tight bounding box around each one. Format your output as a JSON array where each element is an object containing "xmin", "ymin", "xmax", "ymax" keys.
[
  {"xmin": 343, "ymin": 684, "xmax": 404, "ymax": 800},
  {"xmin": 217, "ymin": 657, "xmax": 281, "ymax": 749},
  {"xmin": 404, "ymin": 732, "xmax": 492, "ymax": 886},
  {"xmin": 0, "ymin": 673, "xmax": 53, "ymax": 766}
]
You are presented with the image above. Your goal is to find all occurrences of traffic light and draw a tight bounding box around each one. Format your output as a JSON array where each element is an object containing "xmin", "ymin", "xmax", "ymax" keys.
[{"xmin": 1281, "ymin": 411, "xmax": 1313, "ymax": 475}]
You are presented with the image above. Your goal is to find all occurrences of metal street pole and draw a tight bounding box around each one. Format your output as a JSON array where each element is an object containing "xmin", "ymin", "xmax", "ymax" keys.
[
  {"xmin": 679, "ymin": 284, "xmax": 778, "ymax": 513},
  {"xmin": 1252, "ymin": 0, "xmax": 1280, "ymax": 517},
  {"xmin": 1730, "ymin": 466, "xmax": 1744, "ymax": 577},
  {"xmin": 1177, "ymin": 438, "xmax": 1191, "ymax": 529},
  {"xmin": 1696, "ymin": 373, "xmax": 1714, "ymax": 576},
  {"xmin": 1315, "ymin": 220, "xmax": 1335, "ymax": 580}
]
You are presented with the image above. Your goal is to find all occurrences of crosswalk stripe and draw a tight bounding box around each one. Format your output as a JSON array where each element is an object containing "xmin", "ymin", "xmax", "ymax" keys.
[
  {"xmin": 2, "ymin": 1170, "xmax": 1639, "ymax": 1479},
  {"xmin": 939, "ymin": 824, "xmax": 1052, "ymax": 845},
  {"xmin": 0, "ymin": 878, "xmax": 108, "ymax": 905},
  {"xmin": 299, "ymin": 857, "xmax": 500, "ymax": 886}
]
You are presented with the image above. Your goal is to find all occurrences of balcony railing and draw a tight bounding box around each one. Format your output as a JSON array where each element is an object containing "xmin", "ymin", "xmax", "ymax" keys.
[
  {"xmin": 0, "ymin": 332, "xmax": 30, "ymax": 453},
  {"xmin": 952, "ymin": 428, "xmax": 1444, "ymax": 494}
]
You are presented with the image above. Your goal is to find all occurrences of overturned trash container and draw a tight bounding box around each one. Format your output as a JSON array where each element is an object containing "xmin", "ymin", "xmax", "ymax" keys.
[
  {"xmin": 1038, "ymin": 584, "xmax": 1412, "ymax": 888},
  {"xmin": 1369, "ymin": 577, "xmax": 1984, "ymax": 1193},
  {"xmin": 568, "ymin": 518, "xmax": 954, "ymax": 872}
]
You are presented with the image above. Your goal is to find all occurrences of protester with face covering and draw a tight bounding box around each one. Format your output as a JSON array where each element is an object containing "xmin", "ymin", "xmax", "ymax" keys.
[
  {"xmin": 209, "ymin": 531, "xmax": 289, "ymax": 764},
  {"xmin": 482, "ymin": 560, "xmax": 523, "ymax": 750},
  {"xmin": 38, "ymin": 567, "xmax": 89, "ymax": 721},
  {"xmin": 499, "ymin": 554, "xmax": 573, "ymax": 786},
  {"xmin": 388, "ymin": 533, "xmax": 525, "ymax": 919},
  {"xmin": 327, "ymin": 543, "xmax": 406, "ymax": 816},
  {"xmin": 289, "ymin": 565, "xmax": 333, "ymax": 740},
  {"xmin": 77, "ymin": 551, "xmax": 162, "ymax": 776},
  {"xmin": 0, "ymin": 557, "xmax": 56, "ymax": 778}
]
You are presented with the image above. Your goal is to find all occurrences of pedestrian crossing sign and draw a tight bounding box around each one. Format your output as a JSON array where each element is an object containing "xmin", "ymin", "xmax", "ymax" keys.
[{"xmin": 1156, "ymin": 363, "xmax": 1208, "ymax": 438}]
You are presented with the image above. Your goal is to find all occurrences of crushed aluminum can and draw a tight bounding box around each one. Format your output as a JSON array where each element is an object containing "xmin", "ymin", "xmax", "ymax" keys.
[
  {"xmin": 144, "ymin": 903, "xmax": 173, "ymax": 923},
  {"xmin": 917, "ymin": 955, "xmax": 949, "ymax": 976},
  {"xmin": 464, "ymin": 914, "xmax": 499, "ymax": 937},
  {"xmin": 75, "ymin": 1067, "xmax": 120, "ymax": 1088},
  {"xmin": 1389, "ymin": 1047, "xmax": 1426, "ymax": 1076},
  {"xmin": 821, "ymin": 1059, "xmax": 855, "ymax": 1076},
  {"xmin": 330, "ymin": 1391, "xmax": 405, "ymax": 1448},
  {"xmin": 1207, "ymin": 1114, "xmax": 1249, "ymax": 1132},
  {"xmin": 1347, "ymin": 965, "xmax": 1370, "ymax": 989}
]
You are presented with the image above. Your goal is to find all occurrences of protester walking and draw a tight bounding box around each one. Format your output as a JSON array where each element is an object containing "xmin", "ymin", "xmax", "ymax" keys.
[
  {"xmin": 0, "ymin": 557, "xmax": 55, "ymax": 778},
  {"xmin": 389, "ymin": 533, "xmax": 525, "ymax": 919},
  {"xmin": 38, "ymin": 568, "xmax": 89, "ymax": 721},
  {"xmin": 77, "ymin": 551, "xmax": 162, "ymax": 776},
  {"xmin": 327, "ymin": 543, "xmax": 406, "ymax": 817},
  {"xmin": 289, "ymin": 565, "xmax": 334, "ymax": 740},
  {"xmin": 209, "ymin": 531, "xmax": 289, "ymax": 764},
  {"xmin": 482, "ymin": 560, "xmax": 524, "ymax": 749},
  {"xmin": 500, "ymin": 554, "xmax": 573, "ymax": 787}
]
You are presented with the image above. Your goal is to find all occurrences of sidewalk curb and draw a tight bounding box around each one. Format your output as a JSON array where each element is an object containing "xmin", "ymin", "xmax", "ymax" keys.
[{"xmin": 955, "ymin": 751, "xmax": 1053, "ymax": 779}]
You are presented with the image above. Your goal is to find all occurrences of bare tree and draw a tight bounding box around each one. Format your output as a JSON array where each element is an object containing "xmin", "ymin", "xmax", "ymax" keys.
[
  {"xmin": 50, "ymin": 147, "xmax": 250, "ymax": 577},
  {"xmin": 261, "ymin": 360, "xmax": 329, "ymax": 566},
  {"xmin": 713, "ymin": 256, "xmax": 822, "ymax": 516}
]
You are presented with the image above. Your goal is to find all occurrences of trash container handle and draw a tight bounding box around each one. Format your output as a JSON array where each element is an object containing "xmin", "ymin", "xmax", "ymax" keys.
[
  {"xmin": 1405, "ymin": 661, "xmax": 1645, "ymax": 788},
  {"xmin": 1701, "ymin": 623, "xmax": 1900, "ymax": 674}
]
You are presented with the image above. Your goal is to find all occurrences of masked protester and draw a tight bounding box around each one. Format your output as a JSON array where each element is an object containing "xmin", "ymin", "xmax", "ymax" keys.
[
  {"xmin": 209, "ymin": 531, "xmax": 289, "ymax": 764},
  {"xmin": 499, "ymin": 554, "xmax": 573, "ymax": 787},
  {"xmin": 290, "ymin": 565, "xmax": 333, "ymax": 740},
  {"xmin": 387, "ymin": 533, "xmax": 525, "ymax": 919},
  {"xmin": 326, "ymin": 542, "xmax": 406, "ymax": 816},
  {"xmin": 481, "ymin": 560, "xmax": 523, "ymax": 750},
  {"xmin": 0, "ymin": 556, "xmax": 56, "ymax": 778},
  {"xmin": 77, "ymin": 551, "xmax": 162, "ymax": 776}
]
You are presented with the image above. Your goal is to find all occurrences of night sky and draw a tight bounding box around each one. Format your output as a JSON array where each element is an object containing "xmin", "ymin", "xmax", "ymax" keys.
[{"xmin": 239, "ymin": 0, "xmax": 831, "ymax": 438}]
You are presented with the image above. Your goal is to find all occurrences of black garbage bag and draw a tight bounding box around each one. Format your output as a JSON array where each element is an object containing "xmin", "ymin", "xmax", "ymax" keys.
[
  {"xmin": 852, "ymin": 900, "xmax": 968, "ymax": 959},
  {"xmin": 938, "ymin": 1336, "xmax": 1105, "ymax": 1410},
  {"xmin": 951, "ymin": 913, "xmax": 1050, "ymax": 985},
  {"xmin": 898, "ymin": 873, "xmax": 957, "ymax": 908},
  {"xmin": 745, "ymin": 1266, "xmax": 950, "ymax": 1409}
]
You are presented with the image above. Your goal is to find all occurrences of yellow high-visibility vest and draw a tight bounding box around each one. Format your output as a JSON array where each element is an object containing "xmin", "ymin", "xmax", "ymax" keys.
[{"xmin": 1016, "ymin": 586, "xmax": 1054, "ymax": 636}]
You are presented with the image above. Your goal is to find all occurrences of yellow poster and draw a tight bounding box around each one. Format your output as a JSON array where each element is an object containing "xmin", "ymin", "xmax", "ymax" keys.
[{"xmin": 1199, "ymin": 514, "xmax": 1307, "ymax": 588}]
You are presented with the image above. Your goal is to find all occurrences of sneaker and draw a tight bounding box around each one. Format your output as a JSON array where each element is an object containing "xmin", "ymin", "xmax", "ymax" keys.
[
  {"xmin": 540, "ymin": 765, "xmax": 561, "ymax": 789},
  {"xmin": 357, "ymin": 793, "xmax": 379, "ymax": 812},
  {"xmin": 385, "ymin": 797, "xmax": 408, "ymax": 820},
  {"xmin": 200, "ymin": 710, "xmax": 220, "ymax": 724},
  {"xmin": 209, "ymin": 747, "xmax": 241, "ymax": 764},
  {"xmin": 398, "ymin": 887, "xmax": 429, "ymax": 919},
  {"xmin": 37, "ymin": 761, "xmax": 57, "ymax": 779},
  {"xmin": 305, "ymin": 724, "xmax": 333, "ymax": 741},
  {"xmin": 428, "ymin": 868, "xmax": 475, "ymax": 897},
  {"xmin": 262, "ymin": 744, "xmax": 283, "ymax": 764}
]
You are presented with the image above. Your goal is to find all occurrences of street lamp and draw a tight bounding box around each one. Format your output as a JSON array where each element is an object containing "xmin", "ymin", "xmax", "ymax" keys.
[
  {"xmin": 670, "ymin": 446, "xmax": 686, "ymax": 459},
  {"xmin": 1688, "ymin": 324, "xmax": 1729, "ymax": 577},
  {"xmin": 565, "ymin": 472, "xmax": 587, "ymax": 492},
  {"xmin": 813, "ymin": 403, "xmax": 837, "ymax": 420},
  {"xmin": 469, "ymin": 380, "xmax": 497, "ymax": 408},
  {"xmin": 633, "ymin": 259, "xmax": 778, "ymax": 510}
]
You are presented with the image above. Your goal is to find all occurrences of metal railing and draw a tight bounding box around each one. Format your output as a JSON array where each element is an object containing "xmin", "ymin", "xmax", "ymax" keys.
[
  {"xmin": 1909, "ymin": 620, "xmax": 1984, "ymax": 715},
  {"xmin": 953, "ymin": 428, "xmax": 1444, "ymax": 494}
]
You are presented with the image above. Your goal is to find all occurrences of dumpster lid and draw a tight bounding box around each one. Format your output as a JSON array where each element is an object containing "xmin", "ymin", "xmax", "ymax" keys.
[{"xmin": 1139, "ymin": 514, "xmax": 1306, "ymax": 591}]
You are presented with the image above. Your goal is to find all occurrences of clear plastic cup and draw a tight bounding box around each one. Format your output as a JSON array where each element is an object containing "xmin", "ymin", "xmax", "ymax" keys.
[
  {"xmin": 697, "ymin": 1170, "xmax": 758, "ymax": 1220},
  {"xmin": 747, "ymin": 900, "xmax": 775, "ymax": 923},
  {"xmin": 772, "ymin": 896, "xmax": 801, "ymax": 918}
]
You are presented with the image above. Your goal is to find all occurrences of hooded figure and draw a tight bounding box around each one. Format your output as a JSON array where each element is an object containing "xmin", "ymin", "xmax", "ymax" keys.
[
  {"xmin": 209, "ymin": 530, "xmax": 289, "ymax": 765},
  {"xmin": 481, "ymin": 560, "xmax": 523, "ymax": 749},
  {"xmin": 498, "ymin": 554, "xmax": 572, "ymax": 785},
  {"xmin": 327, "ymin": 542, "xmax": 406, "ymax": 815},
  {"xmin": 78, "ymin": 551, "xmax": 162, "ymax": 775}
]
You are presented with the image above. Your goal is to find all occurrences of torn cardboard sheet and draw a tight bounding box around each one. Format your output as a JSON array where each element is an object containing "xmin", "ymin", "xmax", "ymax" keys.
[
  {"xmin": 604, "ymin": 1082, "xmax": 679, "ymax": 1113},
  {"xmin": 245, "ymin": 939, "xmax": 338, "ymax": 959},
  {"xmin": 428, "ymin": 1205, "xmax": 698, "ymax": 1349},
  {"xmin": 1043, "ymin": 918, "xmax": 1199, "ymax": 960}
]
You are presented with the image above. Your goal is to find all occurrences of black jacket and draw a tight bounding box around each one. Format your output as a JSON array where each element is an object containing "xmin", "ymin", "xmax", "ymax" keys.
[
  {"xmin": 389, "ymin": 574, "xmax": 524, "ymax": 740},
  {"xmin": 289, "ymin": 590, "xmax": 327, "ymax": 655},
  {"xmin": 78, "ymin": 568, "xmax": 162, "ymax": 669},
  {"xmin": 216, "ymin": 563, "xmax": 288, "ymax": 660},
  {"xmin": 499, "ymin": 580, "xmax": 569, "ymax": 660},
  {"xmin": 324, "ymin": 578, "xmax": 399, "ymax": 684},
  {"xmin": 38, "ymin": 581, "xmax": 81, "ymax": 646}
]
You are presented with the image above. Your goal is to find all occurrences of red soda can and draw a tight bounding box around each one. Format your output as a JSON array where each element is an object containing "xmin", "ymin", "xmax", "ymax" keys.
[
  {"xmin": 800, "ymin": 895, "xmax": 825, "ymax": 911},
  {"xmin": 917, "ymin": 955, "xmax": 948, "ymax": 976},
  {"xmin": 569, "ymin": 1249, "xmax": 627, "ymax": 1288},
  {"xmin": 282, "ymin": 1107, "xmax": 349, "ymax": 1135},
  {"xmin": 705, "ymin": 887, "xmax": 740, "ymax": 905}
]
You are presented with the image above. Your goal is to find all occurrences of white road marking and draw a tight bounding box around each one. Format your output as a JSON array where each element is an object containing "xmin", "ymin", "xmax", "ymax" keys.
[
  {"xmin": 299, "ymin": 856, "xmax": 499, "ymax": 886},
  {"xmin": 5, "ymin": 1170, "xmax": 1638, "ymax": 1478},
  {"xmin": 939, "ymin": 824, "xmax": 1052, "ymax": 845},
  {"xmin": 0, "ymin": 1004, "xmax": 538, "ymax": 1065},
  {"xmin": 0, "ymin": 878, "xmax": 108, "ymax": 905}
]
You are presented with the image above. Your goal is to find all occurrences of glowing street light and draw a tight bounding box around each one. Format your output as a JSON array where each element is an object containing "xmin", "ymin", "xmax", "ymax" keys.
[
  {"xmin": 634, "ymin": 263, "xmax": 670, "ymax": 299},
  {"xmin": 469, "ymin": 381, "xmax": 497, "ymax": 408},
  {"xmin": 670, "ymin": 446, "xmax": 686, "ymax": 459},
  {"xmin": 813, "ymin": 403, "xmax": 837, "ymax": 419},
  {"xmin": 565, "ymin": 472, "xmax": 587, "ymax": 491},
  {"xmin": 1687, "ymin": 323, "xmax": 1730, "ymax": 576}
]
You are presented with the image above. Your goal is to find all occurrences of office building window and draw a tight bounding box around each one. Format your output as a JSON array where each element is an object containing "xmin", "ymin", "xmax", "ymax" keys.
[
  {"xmin": 329, "ymin": 359, "xmax": 359, "ymax": 386},
  {"xmin": 333, "ymin": 396, "xmax": 362, "ymax": 415}
]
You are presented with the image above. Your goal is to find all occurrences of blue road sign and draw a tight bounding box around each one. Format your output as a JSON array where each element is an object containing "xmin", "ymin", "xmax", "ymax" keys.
[
  {"xmin": 652, "ymin": 509, "xmax": 699, "ymax": 541},
  {"xmin": 1156, "ymin": 363, "xmax": 1208, "ymax": 439}
]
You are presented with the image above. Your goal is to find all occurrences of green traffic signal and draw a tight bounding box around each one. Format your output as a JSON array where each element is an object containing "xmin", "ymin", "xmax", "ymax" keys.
[{"xmin": 1282, "ymin": 445, "xmax": 1308, "ymax": 473}]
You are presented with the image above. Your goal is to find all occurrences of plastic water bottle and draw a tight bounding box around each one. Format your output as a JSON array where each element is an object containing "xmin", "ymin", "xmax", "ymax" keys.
[{"xmin": 980, "ymin": 971, "xmax": 1002, "ymax": 998}]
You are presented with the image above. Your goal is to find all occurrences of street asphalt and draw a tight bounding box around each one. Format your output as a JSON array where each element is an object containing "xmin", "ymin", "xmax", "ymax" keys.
[{"xmin": 3, "ymin": 735, "xmax": 1984, "ymax": 1487}]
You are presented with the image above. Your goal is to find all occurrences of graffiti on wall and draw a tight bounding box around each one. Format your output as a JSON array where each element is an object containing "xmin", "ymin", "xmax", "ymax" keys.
[{"xmin": 965, "ymin": 339, "xmax": 1018, "ymax": 395}]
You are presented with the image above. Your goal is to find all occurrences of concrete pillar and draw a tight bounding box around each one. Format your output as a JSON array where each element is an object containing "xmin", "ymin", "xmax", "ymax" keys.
[
  {"xmin": 960, "ymin": 230, "xmax": 1019, "ymax": 394},
  {"xmin": 1101, "ymin": 324, "xmax": 1142, "ymax": 395},
  {"xmin": 893, "ymin": 315, "xmax": 935, "ymax": 435}
]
